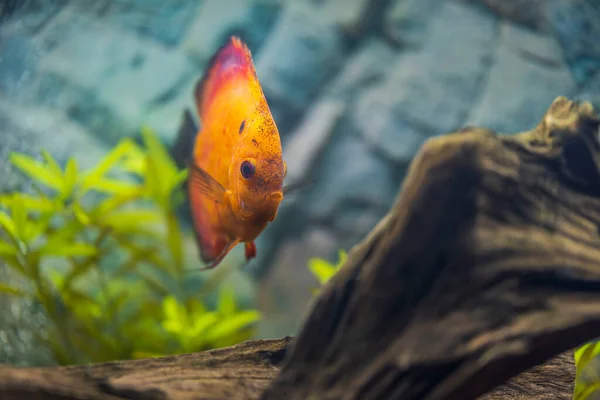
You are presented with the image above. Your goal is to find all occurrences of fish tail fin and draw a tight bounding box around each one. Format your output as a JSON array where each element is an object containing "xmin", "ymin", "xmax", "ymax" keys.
[{"xmin": 193, "ymin": 36, "xmax": 258, "ymax": 120}]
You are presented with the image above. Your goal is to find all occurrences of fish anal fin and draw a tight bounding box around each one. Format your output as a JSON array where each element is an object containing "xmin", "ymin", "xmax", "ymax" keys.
[
  {"xmin": 187, "ymin": 161, "xmax": 227, "ymax": 204},
  {"xmin": 198, "ymin": 238, "xmax": 240, "ymax": 271},
  {"xmin": 244, "ymin": 241, "xmax": 256, "ymax": 261}
]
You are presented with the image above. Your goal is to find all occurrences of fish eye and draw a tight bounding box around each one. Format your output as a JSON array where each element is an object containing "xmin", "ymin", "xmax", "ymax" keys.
[{"xmin": 240, "ymin": 160, "xmax": 255, "ymax": 179}]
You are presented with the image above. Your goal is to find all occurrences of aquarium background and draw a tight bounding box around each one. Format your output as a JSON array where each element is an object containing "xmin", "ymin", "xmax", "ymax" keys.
[{"xmin": 0, "ymin": 0, "xmax": 598, "ymax": 366}]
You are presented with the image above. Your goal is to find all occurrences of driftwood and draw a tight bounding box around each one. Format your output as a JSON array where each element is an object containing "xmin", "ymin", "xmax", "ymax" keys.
[{"xmin": 1, "ymin": 96, "xmax": 599, "ymax": 399}]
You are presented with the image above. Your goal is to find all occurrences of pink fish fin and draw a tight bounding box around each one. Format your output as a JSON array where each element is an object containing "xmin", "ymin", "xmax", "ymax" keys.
[
  {"xmin": 186, "ymin": 160, "xmax": 227, "ymax": 204},
  {"xmin": 197, "ymin": 238, "xmax": 240, "ymax": 271},
  {"xmin": 194, "ymin": 36, "xmax": 257, "ymax": 120}
]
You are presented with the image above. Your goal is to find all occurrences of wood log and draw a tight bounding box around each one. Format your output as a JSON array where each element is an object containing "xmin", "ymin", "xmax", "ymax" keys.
[
  {"xmin": 0, "ymin": 338, "xmax": 292, "ymax": 400},
  {"xmin": 262, "ymin": 95, "xmax": 600, "ymax": 400},
  {"xmin": 0, "ymin": 96, "xmax": 597, "ymax": 400},
  {"xmin": 0, "ymin": 339, "xmax": 575, "ymax": 400}
]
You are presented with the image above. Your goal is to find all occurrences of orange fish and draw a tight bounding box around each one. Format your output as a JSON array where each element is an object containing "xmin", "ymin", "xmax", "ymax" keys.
[{"xmin": 178, "ymin": 36, "xmax": 300, "ymax": 271}]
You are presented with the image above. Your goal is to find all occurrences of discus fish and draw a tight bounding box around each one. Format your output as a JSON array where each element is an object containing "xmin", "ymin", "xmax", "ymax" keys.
[{"xmin": 176, "ymin": 36, "xmax": 304, "ymax": 271}]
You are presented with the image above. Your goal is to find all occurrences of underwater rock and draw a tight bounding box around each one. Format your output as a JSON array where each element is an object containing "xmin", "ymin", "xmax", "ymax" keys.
[
  {"xmin": 352, "ymin": 87, "xmax": 428, "ymax": 165},
  {"xmin": 500, "ymin": 20, "xmax": 565, "ymax": 65},
  {"xmin": 384, "ymin": 0, "xmax": 446, "ymax": 46},
  {"xmin": 458, "ymin": 0, "xmax": 548, "ymax": 31},
  {"xmin": 546, "ymin": 0, "xmax": 600, "ymax": 86},
  {"xmin": 466, "ymin": 22, "xmax": 576, "ymax": 133},
  {"xmin": 0, "ymin": 0, "xmax": 66, "ymax": 35},
  {"xmin": 36, "ymin": 11, "xmax": 197, "ymax": 144},
  {"xmin": 70, "ymin": 0, "xmax": 202, "ymax": 48},
  {"xmin": 255, "ymin": 1, "xmax": 346, "ymax": 136},
  {"xmin": 282, "ymin": 98, "xmax": 345, "ymax": 188},
  {"xmin": 318, "ymin": 0, "xmax": 371, "ymax": 29},
  {"xmin": 0, "ymin": 34, "xmax": 39, "ymax": 100},
  {"xmin": 182, "ymin": 0, "xmax": 281, "ymax": 66},
  {"xmin": 305, "ymin": 133, "xmax": 396, "ymax": 226},
  {"xmin": 0, "ymin": 98, "xmax": 108, "ymax": 193},
  {"xmin": 375, "ymin": 1, "xmax": 497, "ymax": 134},
  {"xmin": 325, "ymin": 38, "xmax": 396, "ymax": 100}
]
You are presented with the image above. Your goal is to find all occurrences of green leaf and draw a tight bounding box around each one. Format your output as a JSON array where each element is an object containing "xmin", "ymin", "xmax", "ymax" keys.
[
  {"xmin": 308, "ymin": 259, "xmax": 337, "ymax": 285},
  {"xmin": 92, "ymin": 189, "xmax": 145, "ymax": 216},
  {"xmin": 72, "ymin": 202, "xmax": 91, "ymax": 225},
  {"xmin": 140, "ymin": 127, "xmax": 183, "ymax": 210},
  {"xmin": 139, "ymin": 272, "xmax": 169, "ymax": 297},
  {"xmin": 0, "ymin": 241, "xmax": 17, "ymax": 256},
  {"xmin": 119, "ymin": 148, "xmax": 147, "ymax": 176},
  {"xmin": 39, "ymin": 240, "xmax": 97, "ymax": 257},
  {"xmin": 0, "ymin": 193, "xmax": 54, "ymax": 213},
  {"xmin": 62, "ymin": 157, "xmax": 78, "ymax": 197},
  {"xmin": 10, "ymin": 197, "xmax": 28, "ymax": 242},
  {"xmin": 0, "ymin": 283, "xmax": 29, "ymax": 297},
  {"xmin": 0, "ymin": 211, "xmax": 18, "ymax": 241},
  {"xmin": 188, "ymin": 312, "xmax": 219, "ymax": 339},
  {"xmin": 141, "ymin": 126, "xmax": 177, "ymax": 177},
  {"xmin": 79, "ymin": 139, "xmax": 141, "ymax": 191},
  {"xmin": 308, "ymin": 249, "xmax": 347, "ymax": 286},
  {"xmin": 132, "ymin": 350, "xmax": 165, "ymax": 359},
  {"xmin": 62, "ymin": 256, "xmax": 99, "ymax": 289},
  {"xmin": 202, "ymin": 310, "xmax": 261, "ymax": 343},
  {"xmin": 0, "ymin": 254, "xmax": 27, "ymax": 277},
  {"xmin": 99, "ymin": 209, "xmax": 161, "ymax": 232},
  {"xmin": 575, "ymin": 340, "xmax": 600, "ymax": 400},
  {"xmin": 172, "ymin": 168, "xmax": 189, "ymax": 189},
  {"xmin": 162, "ymin": 296, "xmax": 187, "ymax": 333},
  {"xmin": 10, "ymin": 152, "xmax": 63, "ymax": 190},
  {"xmin": 41, "ymin": 150, "xmax": 63, "ymax": 177},
  {"xmin": 576, "ymin": 341, "xmax": 600, "ymax": 369},
  {"xmin": 166, "ymin": 213, "xmax": 183, "ymax": 272},
  {"xmin": 84, "ymin": 178, "xmax": 141, "ymax": 195},
  {"xmin": 217, "ymin": 285, "xmax": 237, "ymax": 316}
]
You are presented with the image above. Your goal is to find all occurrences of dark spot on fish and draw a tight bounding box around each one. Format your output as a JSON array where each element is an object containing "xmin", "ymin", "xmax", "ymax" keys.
[
  {"xmin": 239, "ymin": 119, "xmax": 246, "ymax": 134},
  {"xmin": 252, "ymin": 139, "xmax": 258, "ymax": 144}
]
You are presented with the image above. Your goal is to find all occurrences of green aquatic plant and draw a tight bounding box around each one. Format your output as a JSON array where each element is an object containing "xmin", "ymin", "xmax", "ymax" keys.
[
  {"xmin": 574, "ymin": 339, "xmax": 600, "ymax": 400},
  {"xmin": 308, "ymin": 249, "xmax": 347, "ymax": 294},
  {"xmin": 0, "ymin": 127, "xmax": 260, "ymax": 365}
]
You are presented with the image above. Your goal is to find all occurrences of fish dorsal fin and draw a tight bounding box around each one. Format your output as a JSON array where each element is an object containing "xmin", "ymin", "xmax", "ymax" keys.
[
  {"xmin": 194, "ymin": 36, "xmax": 261, "ymax": 123},
  {"xmin": 170, "ymin": 109, "xmax": 199, "ymax": 170}
]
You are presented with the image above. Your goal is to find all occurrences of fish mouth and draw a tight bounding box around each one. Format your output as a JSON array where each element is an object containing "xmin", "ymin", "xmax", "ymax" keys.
[{"xmin": 267, "ymin": 191, "xmax": 283, "ymax": 203}]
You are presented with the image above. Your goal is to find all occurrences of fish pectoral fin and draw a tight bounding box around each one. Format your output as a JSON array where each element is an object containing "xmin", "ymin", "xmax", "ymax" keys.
[
  {"xmin": 187, "ymin": 161, "xmax": 227, "ymax": 204},
  {"xmin": 283, "ymin": 177, "xmax": 316, "ymax": 196},
  {"xmin": 198, "ymin": 239, "xmax": 240, "ymax": 271}
]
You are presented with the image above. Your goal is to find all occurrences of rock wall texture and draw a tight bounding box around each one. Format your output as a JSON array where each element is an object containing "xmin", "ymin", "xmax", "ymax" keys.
[{"xmin": 0, "ymin": 0, "xmax": 598, "ymax": 349}]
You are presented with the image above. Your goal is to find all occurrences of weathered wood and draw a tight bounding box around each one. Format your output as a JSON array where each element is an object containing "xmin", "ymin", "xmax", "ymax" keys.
[
  {"xmin": 0, "ymin": 96, "xmax": 597, "ymax": 400},
  {"xmin": 261, "ymin": 96, "xmax": 600, "ymax": 400},
  {"xmin": 479, "ymin": 351, "xmax": 575, "ymax": 400},
  {"xmin": 0, "ymin": 339, "xmax": 575, "ymax": 400},
  {"xmin": 0, "ymin": 337, "xmax": 292, "ymax": 400}
]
